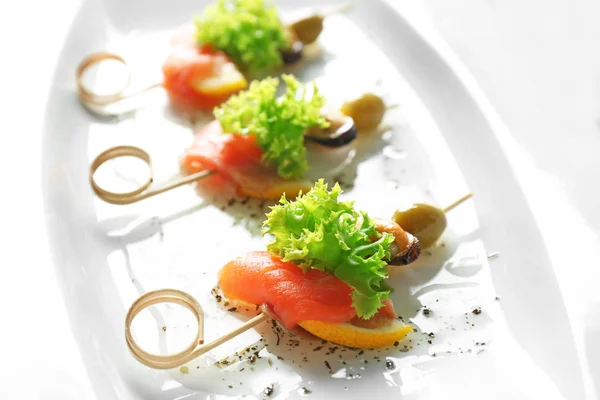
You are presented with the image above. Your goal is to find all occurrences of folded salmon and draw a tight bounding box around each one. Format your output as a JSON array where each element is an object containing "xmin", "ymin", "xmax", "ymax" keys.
[
  {"xmin": 163, "ymin": 26, "xmax": 247, "ymax": 112},
  {"xmin": 181, "ymin": 121, "xmax": 312, "ymax": 199},
  {"xmin": 218, "ymin": 251, "xmax": 397, "ymax": 329}
]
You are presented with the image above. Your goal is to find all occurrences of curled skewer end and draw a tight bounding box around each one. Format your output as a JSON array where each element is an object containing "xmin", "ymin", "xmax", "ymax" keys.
[
  {"xmin": 125, "ymin": 289, "xmax": 205, "ymax": 370},
  {"xmin": 76, "ymin": 52, "xmax": 132, "ymax": 107},
  {"xmin": 89, "ymin": 145, "xmax": 217, "ymax": 205},
  {"xmin": 89, "ymin": 146, "xmax": 154, "ymax": 205},
  {"xmin": 76, "ymin": 51, "xmax": 162, "ymax": 117},
  {"xmin": 125, "ymin": 289, "xmax": 270, "ymax": 370}
]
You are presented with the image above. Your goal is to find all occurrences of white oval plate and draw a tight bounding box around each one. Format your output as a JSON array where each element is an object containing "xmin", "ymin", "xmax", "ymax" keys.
[{"xmin": 42, "ymin": 0, "xmax": 584, "ymax": 399}]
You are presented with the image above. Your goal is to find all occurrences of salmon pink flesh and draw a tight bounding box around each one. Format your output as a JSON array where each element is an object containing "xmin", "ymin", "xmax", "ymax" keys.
[
  {"xmin": 218, "ymin": 251, "xmax": 397, "ymax": 329},
  {"xmin": 181, "ymin": 121, "xmax": 311, "ymax": 199}
]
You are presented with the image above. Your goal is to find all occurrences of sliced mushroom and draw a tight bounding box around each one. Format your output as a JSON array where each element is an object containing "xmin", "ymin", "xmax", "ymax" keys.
[
  {"xmin": 304, "ymin": 110, "xmax": 357, "ymax": 147},
  {"xmin": 389, "ymin": 233, "xmax": 421, "ymax": 266},
  {"xmin": 373, "ymin": 218, "xmax": 422, "ymax": 266},
  {"xmin": 281, "ymin": 40, "xmax": 304, "ymax": 65}
]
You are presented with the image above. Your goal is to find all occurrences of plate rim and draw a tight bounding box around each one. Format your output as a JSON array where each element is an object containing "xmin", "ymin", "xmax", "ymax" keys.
[{"xmin": 40, "ymin": 0, "xmax": 584, "ymax": 398}]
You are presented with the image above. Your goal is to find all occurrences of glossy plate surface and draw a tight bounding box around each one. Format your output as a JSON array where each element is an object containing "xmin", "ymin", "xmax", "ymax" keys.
[{"xmin": 42, "ymin": 0, "xmax": 583, "ymax": 398}]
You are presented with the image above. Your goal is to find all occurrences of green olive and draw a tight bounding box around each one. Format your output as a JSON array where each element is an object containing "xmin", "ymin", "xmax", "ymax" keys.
[
  {"xmin": 340, "ymin": 93, "xmax": 386, "ymax": 132},
  {"xmin": 289, "ymin": 15, "xmax": 324, "ymax": 45},
  {"xmin": 392, "ymin": 203, "xmax": 447, "ymax": 249}
]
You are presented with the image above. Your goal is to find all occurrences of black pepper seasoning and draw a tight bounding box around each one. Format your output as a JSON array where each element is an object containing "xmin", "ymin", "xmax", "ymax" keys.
[{"xmin": 263, "ymin": 384, "xmax": 274, "ymax": 397}]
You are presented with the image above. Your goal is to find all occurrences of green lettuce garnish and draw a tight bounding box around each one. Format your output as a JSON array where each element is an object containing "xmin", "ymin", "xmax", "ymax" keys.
[
  {"xmin": 195, "ymin": 0, "xmax": 289, "ymax": 73},
  {"xmin": 263, "ymin": 179, "xmax": 395, "ymax": 319},
  {"xmin": 214, "ymin": 75, "xmax": 329, "ymax": 180}
]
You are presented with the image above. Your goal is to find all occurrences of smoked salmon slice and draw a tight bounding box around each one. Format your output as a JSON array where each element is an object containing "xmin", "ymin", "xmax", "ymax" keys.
[
  {"xmin": 180, "ymin": 121, "xmax": 312, "ymax": 199},
  {"xmin": 163, "ymin": 27, "xmax": 246, "ymax": 112},
  {"xmin": 219, "ymin": 251, "xmax": 356, "ymax": 328},
  {"xmin": 218, "ymin": 251, "xmax": 397, "ymax": 329}
]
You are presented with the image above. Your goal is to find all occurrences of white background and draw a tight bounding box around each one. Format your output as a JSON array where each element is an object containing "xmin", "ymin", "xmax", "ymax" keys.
[{"xmin": 0, "ymin": 0, "xmax": 598, "ymax": 398}]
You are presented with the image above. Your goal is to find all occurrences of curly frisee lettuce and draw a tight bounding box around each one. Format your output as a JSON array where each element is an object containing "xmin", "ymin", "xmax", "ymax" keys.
[
  {"xmin": 263, "ymin": 180, "xmax": 395, "ymax": 319},
  {"xmin": 195, "ymin": 0, "xmax": 290, "ymax": 73},
  {"xmin": 214, "ymin": 75, "xmax": 329, "ymax": 180}
]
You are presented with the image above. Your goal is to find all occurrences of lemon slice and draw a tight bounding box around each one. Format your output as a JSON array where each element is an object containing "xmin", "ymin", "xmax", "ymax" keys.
[
  {"xmin": 192, "ymin": 62, "xmax": 247, "ymax": 96},
  {"xmin": 298, "ymin": 319, "xmax": 412, "ymax": 349}
]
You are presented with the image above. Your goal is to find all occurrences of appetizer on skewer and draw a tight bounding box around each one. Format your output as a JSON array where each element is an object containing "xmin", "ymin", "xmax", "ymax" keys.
[
  {"xmin": 87, "ymin": 75, "xmax": 387, "ymax": 205},
  {"xmin": 79, "ymin": 0, "xmax": 344, "ymax": 114},
  {"xmin": 218, "ymin": 180, "xmax": 420, "ymax": 348},
  {"xmin": 165, "ymin": 0, "xmax": 342, "ymax": 111},
  {"xmin": 123, "ymin": 184, "xmax": 474, "ymax": 367},
  {"xmin": 181, "ymin": 75, "xmax": 387, "ymax": 200}
]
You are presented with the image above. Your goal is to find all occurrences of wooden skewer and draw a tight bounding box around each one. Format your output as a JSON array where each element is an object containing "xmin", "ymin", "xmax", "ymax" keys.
[
  {"xmin": 89, "ymin": 145, "xmax": 216, "ymax": 205},
  {"xmin": 320, "ymin": 2, "xmax": 353, "ymax": 18},
  {"xmin": 442, "ymin": 192, "xmax": 473, "ymax": 213},
  {"xmin": 125, "ymin": 289, "xmax": 269, "ymax": 370},
  {"xmin": 76, "ymin": 52, "xmax": 163, "ymax": 116}
]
